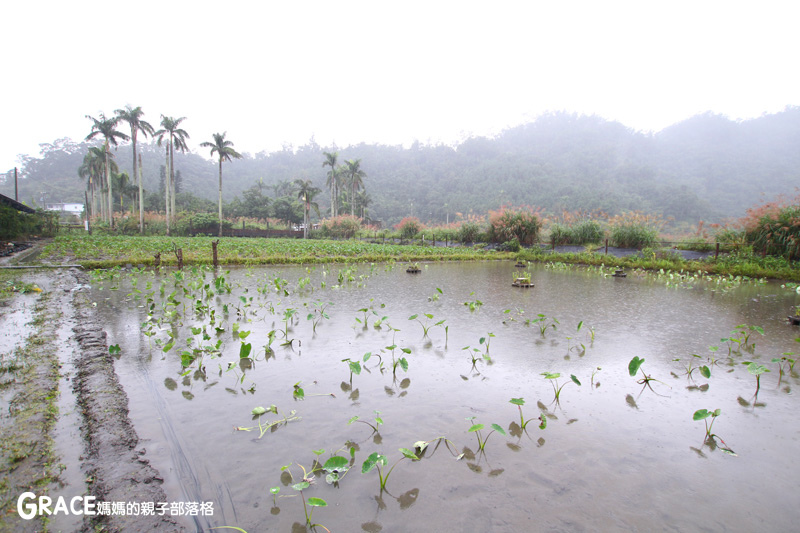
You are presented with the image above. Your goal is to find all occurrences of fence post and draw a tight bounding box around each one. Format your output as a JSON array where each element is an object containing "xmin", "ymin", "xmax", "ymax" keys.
[
  {"xmin": 212, "ymin": 239, "xmax": 219, "ymax": 269},
  {"xmin": 605, "ymin": 238, "xmax": 609, "ymax": 255},
  {"xmin": 715, "ymin": 242, "xmax": 720, "ymax": 261}
]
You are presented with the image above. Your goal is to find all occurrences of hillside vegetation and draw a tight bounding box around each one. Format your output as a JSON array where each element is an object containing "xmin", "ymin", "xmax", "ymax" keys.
[{"xmin": 3, "ymin": 108, "xmax": 799, "ymax": 227}]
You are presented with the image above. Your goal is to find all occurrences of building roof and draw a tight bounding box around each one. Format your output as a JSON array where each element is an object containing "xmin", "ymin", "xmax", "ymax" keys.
[{"xmin": 0, "ymin": 193, "xmax": 36, "ymax": 214}]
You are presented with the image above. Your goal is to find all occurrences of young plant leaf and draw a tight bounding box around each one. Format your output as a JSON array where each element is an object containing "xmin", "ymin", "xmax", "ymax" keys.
[
  {"xmin": 491, "ymin": 423, "xmax": 507, "ymax": 435},
  {"xmin": 307, "ymin": 497, "xmax": 327, "ymax": 507},
  {"xmin": 570, "ymin": 374, "xmax": 581, "ymax": 386},
  {"xmin": 628, "ymin": 356, "xmax": 645, "ymax": 376},
  {"xmin": 700, "ymin": 365, "xmax": 711, "ymax": 379}
]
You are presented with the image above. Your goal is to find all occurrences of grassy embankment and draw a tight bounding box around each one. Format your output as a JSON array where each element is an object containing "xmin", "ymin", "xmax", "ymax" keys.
[{"xmin": 38, "ymin": 234, "xmax": 800, "ymax": 282}]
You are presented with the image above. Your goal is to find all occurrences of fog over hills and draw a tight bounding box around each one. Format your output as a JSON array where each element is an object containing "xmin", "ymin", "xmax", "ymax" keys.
[{"xmin": 3, "ymin": 108, "xmax": 798, "ymax": 227}]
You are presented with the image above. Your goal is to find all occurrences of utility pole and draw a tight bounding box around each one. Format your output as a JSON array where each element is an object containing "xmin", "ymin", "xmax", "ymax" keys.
[{"xmin": 14, "ymin": 167, "xmax": 18, "ymax": 202}]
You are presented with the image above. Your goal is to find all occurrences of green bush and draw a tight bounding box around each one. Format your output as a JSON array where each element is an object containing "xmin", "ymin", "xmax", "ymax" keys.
[
  {"xmin": 396, "ymin": 217, "xmax": 422, "ymax": 239},
  {"xmin": 458, "ymin": 222, "xmax": 482, "ymax": 243},
  {"xmin": 321, "ymin": 215, "xmax": 362, "ymax": 239},
  {"xmin": 488, "ymin": 207, "xmax": 541, "ymax": 244},
  {"xmin": 609, "ymin": 223, "xmax": 658, "ymax": 248},
  {"xmin": 173, "ymin": 213, "xmax": 232, "ymax": 236},
  {"xmin": 0, "ymin": 206, "xmax": 58, "ymax": 239}
]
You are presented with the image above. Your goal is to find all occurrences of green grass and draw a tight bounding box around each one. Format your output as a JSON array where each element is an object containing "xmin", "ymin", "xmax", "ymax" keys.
[{"xmin": 40, "ymin": 235, "xmax": 512, "ymax": 268}]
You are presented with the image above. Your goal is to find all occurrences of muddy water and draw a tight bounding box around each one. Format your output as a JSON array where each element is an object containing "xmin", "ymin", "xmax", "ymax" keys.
[{"xmin": 94, "ymin": 262, "xmax": 800, "ymax": 532}]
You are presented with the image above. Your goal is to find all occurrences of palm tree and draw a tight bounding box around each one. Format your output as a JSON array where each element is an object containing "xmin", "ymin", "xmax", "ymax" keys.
[
  {"xmin": 295, "ymin": 179, "xmax": 321, "ymax": 239},
  {"xmin": 115, "ymin": 105, "xmax": 154, "ymax": 234},
  {"xmin": 200, "ymin": 132, "xmax": 242, "ymax": 237},
  {"xmin": 85, "ymin": 113, "xmax": 129, "ymax": 225},
  {"xmin": 355, "ymin": 190, "xmax": 372, "ymax": 220},
  {"xmin": 154, "ymin": 116, "xmax": 190, "ymax": 234},
  {"xmin": 342, "ymin": 159, "xmax": 366, "ymax": 217},
  {"xmin": 322, "ymin": 151, "xmax": 339, "ymax": 218},
  {"xmin": 79, "ymin": 146, "xmax": 117, "ymax": 220}
]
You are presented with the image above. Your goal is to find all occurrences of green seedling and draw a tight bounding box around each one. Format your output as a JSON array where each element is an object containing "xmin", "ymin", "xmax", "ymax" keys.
[
  {"xmin": 684, "ymin": 354, "xmax": 711, "ymax": 381},
  {"xmin": 463, "ymin": 292, "xmax": 483, "ymax": 311},
  {"xmin": 348, "ymin": 410, "xmax": 384, "ymax": 434},
  {"xmin": 466, "ymin": 417, "xmax": 507, "ymax": 452},
  {"xmin": 306, "ymin": 300, "xmax": 332, "ymax": 333},
  {"xmin": 386, "ymin": 344, "xmax": 410, "ymax": 377},
  {"xmin": 744, "ymin": 361, "xmax": 770, "ymax": 398},
  {"xmin": 235, "ymin": 406, "xmax": 299, "ymax": 439},
  {"xmin": 291, "ymin": 479, "xmax": 328, "ymax": 530},
  {"xmin": 591, "ymin": 366, "xmax": 602, "ymax": 387},
  {"xmin": 542, "ymin": 372, "xmax": 581, "ymax": 405},
  {"xmin": 628, "ymin": 356, "xmax": 669, "ymax": 396},
  {"xmin": 408, "ymin": 313, "xmax": 446, "ymax": 339},
  {"xmin": 362, "ymin": 448, "xmax": 419, "ymax": 492},
  {"xmin": 342, "ymin": 358, "xmax": 361, "ymax": 385},
  {"xmin": 528, "ymin": 314, "xmax": 559, "ymax": 336},
  {"xmin": 693, "ymin": 408, "xmax": 736, "ymax": 455},
  {"xmin": 108, "ymin": 344, "xmax": 121, "ymax": 355},
  {"xmin": 565, "ymin": 322, "xmax": 586, "ymax": 354},
  {"xmin": 280, "ymin": 308, "xmax": 298, "ymax": 346},
  {"xmin": 428, "ymin": 287, "xmax": 443, "ymax": 302},
  {"xmin": 771, "ymin": 354, "xmax": 796, "ymax": 385},
  {"xmin": 510, "ymin": 398, "xmax": 543, "ymax": 430},
  {"xmin": 293, "ymin": 381, "xmax": 305, "ymax": 399}
]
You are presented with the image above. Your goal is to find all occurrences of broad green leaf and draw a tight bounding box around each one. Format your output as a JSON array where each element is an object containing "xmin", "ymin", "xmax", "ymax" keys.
[
  {"xmin": 349, "ymin": 361, "xmax": 362, "ymax": 375},
  {"xmin": 362, "ymin": 452, "xmax": 387, "ymax": 473},
  {"xmin": 252, "ymin": 406, "xmax": 267, "ymax": 416},
  {"xmin": 539, "ymin": 415, "xmax": 547, "ymax": 430},
  {"xmin": 269, "ymin": 486, "xmax": 280, "ymax": 495},
  {"xmin": 468, "ymin": 424, "xmax": 485, "ymax": 433},
  {"xmin": 510, "ymin": 398, "xmax": 525, "ymax": 406},
  {"xmin": 239, "ymin": 342, "xmax": 252, "ymax": 359},
  {"xmin": 348, "ymin": 415, "xmax": 359, "ymax": 424},
  {"xmin": 747, "ymin": 362, "xmax": 769, "ymax": 375},
  {"xmin": 399, "ymin": 358, "xmax": 409, "ymax": 372},
  {"xmin": 307, "ymin": 497, "xmax": 327, "ymax": 507},
  {"xmin": 543, "ymin": 372, "xmax": 560, "ymax": 380},
  {"xmin": 414, "ymin": 440, "xmax": 429, "ymax": 454},
  {"xmin": 324, "ymin": 456, "xmax": 349, "ymax": 471},
  {"xmin": 424, "ymin": 313, "xmax": 433, "ymax": 319},
  {"xmin": 312, "ymin": 449, "xmax": 325, "ymax": 456},
  {"xmin": 628, "ymin": 356, "xmax": 645, "ymax": 376},
  {"xmin": 239, "ymin": 330, "xmax": 251, "ymax": 339},
  {"xmin": 700, "ymin": 366, "xmax": 711, "ymax": 379},
  {"xmin": 292, "ymin": 482, "xmax": 309, "ymax": 491},
  {"xmin": 399, "ymin": 448, "xmax": 419, "ymax": 460},
  {"xmin": 577, "ymin": 321, "xmax": 583, "ymax": 332},
  {"xmin": 570, "ymin": 374, "xmax": 581, "ymax": 386},
  {"xmin": 363, "ymin": 351, "xmax": 372, "ymax": 362},
  {"xmin": 693, "ymin": 409, "xmax": 711, "ymax": 421},
  {"xmin": 108, "ymin": 344, "xmax": 121, "ymax": 355},
  {"xmin": 408, "ymin": 314, "xmax": 418, "ymax": 321},
  {"xmin": 401, "ymin": 347, "xmax": 411, "ymax": 354},
  {"xmin": 491, "ymin": 423, "xmax": 506, "ymax": 435}
]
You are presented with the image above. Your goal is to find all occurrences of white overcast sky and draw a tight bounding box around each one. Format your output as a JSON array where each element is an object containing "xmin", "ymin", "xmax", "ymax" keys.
[{"xmin": 2, "ymin": 0, "xmax": 798, "ymax": 170}]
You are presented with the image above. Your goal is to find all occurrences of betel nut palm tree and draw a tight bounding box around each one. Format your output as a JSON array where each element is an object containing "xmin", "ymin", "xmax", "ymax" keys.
[
  {"xmin": 322, "ymin": 151, "xmax": 339, "ymax": 218},
  {"xmin": 115, "ymin": 105, "xmax": 154, "ymax": 233},
  {"xmin": 78, "ymin": 146, "xmax": 117, "ymax": 221},
  {"xmin": 200, "ymin": 132, "xmax": 242, "ymax": 237},
  {"xmin": 295, "ymin": 179, "xmax": 321, "ymax": 239},
  {"xmin": 342, "ymin": 158, "xmax": 366, "ymax": 216},
  {"xmin": 85, "ymin": 113, "xmax": 129, "ymax": 226},
  {"xmin": 154, "ymin": 116, "xmax": 190, "ymax": 234}
]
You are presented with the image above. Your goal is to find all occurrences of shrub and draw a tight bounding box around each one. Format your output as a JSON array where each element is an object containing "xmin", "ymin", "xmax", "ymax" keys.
[
  {"xmin": 608, "ymin": 212, "xmax": 661, "ymax": 249},
  {"xmin": 571, "ymin": 220, "xmax": 604, "ymax": 244},
  {"xmin": 321, "ymin": 215, "xmax": 362, "ymax": 239},
  {"xmin": 395, "ymin": 217, "xmax": 422, "ymax": 239},
  {"xmin": 548, "ymin": 223, "xmax": 572, "ymax": 245},
  {"xmin": 745, "ymin": 202, "xmax": 800, "ymax": 260},
  {"xmin": 458, "ymin": 222, "xmax": 482, "ymax": 243},
  {"xmin": 173, "ymin": 213, "xmax": 231, "ymax": 236},
  {"xmin": 488, "ymin": 207, "xmax": 541, "ymax": 245}
]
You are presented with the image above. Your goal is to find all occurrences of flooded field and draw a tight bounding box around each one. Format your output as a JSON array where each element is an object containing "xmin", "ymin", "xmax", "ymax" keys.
[{"xmin": 91, "ymin": 261, "xmax": 800, "ymax": 532}]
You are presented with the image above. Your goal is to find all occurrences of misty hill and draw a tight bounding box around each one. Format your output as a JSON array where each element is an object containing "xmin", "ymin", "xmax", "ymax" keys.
[{"xmin": 3, "ymin": 107, "xmax": 799, "ymax": 227}]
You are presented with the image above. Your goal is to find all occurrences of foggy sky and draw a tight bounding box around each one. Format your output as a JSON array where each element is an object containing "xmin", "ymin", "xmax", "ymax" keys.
[{"xmin": 2, "ymin": 0, "xmax": 798, "ymax": 171}]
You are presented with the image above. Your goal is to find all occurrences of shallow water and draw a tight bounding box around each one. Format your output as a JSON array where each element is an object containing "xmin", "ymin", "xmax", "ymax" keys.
[{"xmin": 93, "ymin": 262, "xmax": 800, "ymax": 532}]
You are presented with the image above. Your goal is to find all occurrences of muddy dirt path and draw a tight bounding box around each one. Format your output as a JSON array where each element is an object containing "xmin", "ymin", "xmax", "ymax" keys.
[{"xmin": 0, "ymin": 258, "xmax": 184, "ymax": 532}]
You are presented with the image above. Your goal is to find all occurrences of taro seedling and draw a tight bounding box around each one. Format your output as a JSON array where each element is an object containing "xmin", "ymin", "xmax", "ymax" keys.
[
  {"xmin": 466, "ymin": 417, "xmax": 507, "ymax": 452},
  {"xmin": 463, "ymin": 292, "xmax": 483, "ymax": 312},
  {"xmin": 235, "ymin": 406, "xmax": 299, "ymax": 439},
  {"xmin": 408, "ymin": 313, "xmax": 446, "ymax": 339},
  {"xmin": 683, "ymin": 354, "xmax": 711, "ymax": 381},
  {"xmin": 744, "ymin": 362, "xmax": 770, "ymax": 398},
  {"xmin": 362, "ymin": 448, "xmax": 419, "ymax": 493},
  {"xmin": 565, "ymin": 322, "xmax": 586, "ymax": 354},
  {"xmin": 509, "ymin": 398, "xmax": 535, "ymax": 430},
  {"xmin": 291, "ymin": 477, "xmax": 328, "ymax": 530},
  {"xmin": 428, "ymin": 287, "xmax": 443, "ymax": 302},
  {"xmin": 772, "ymin": 354, "xmax": 797, "ymax": 384},
  {"xmin": 342, "ymin": 358, "xmax": 362, "ymax": 385},
  {"xmin": 348, "ymin": 411, "xmax": 384, "ymax": 434},
  {"xmin": 528, "ymin": 314, "xmax": 559, "ymax": 336},
  {"xmin": 693, "ymin": 408, "xmax": 736, "ymax": 455},
  {"xmin": 628, "ymin": 356, "xmax": 669, "ymax": 396},
  {"xmin": 541, "ymin": 372, "xmax": 581, "ymax": 405}
]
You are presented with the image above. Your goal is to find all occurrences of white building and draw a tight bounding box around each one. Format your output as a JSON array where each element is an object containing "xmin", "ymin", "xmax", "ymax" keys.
[{"xmin": 46, "ymin": 203, "xmax": 84, "ymax": 218}]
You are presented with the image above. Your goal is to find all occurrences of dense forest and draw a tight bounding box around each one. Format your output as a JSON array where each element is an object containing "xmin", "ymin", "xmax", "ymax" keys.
[{"xmin": 3, "ymin": 108, "xmax": 799, "ymax": 228}]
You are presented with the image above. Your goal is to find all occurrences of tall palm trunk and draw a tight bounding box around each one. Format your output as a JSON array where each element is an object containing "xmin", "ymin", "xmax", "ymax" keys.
[
  {"xmin": 138, "ymin": 153, "xmax": 144, "ymax": 233},
  {"xmin": 170, "ymin": 142, "xmax": 176, "ymax": 220},
  {"xmin": 105, "ymin": 142, "xmax": 113, "ymax": 226},
  {"xmin": 165, "ymin": 144, "xmax": 171, "ymax": 236},
  {"xmin": 218, "ymin": 159, "xmax": 223, "ymax": 237}
]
